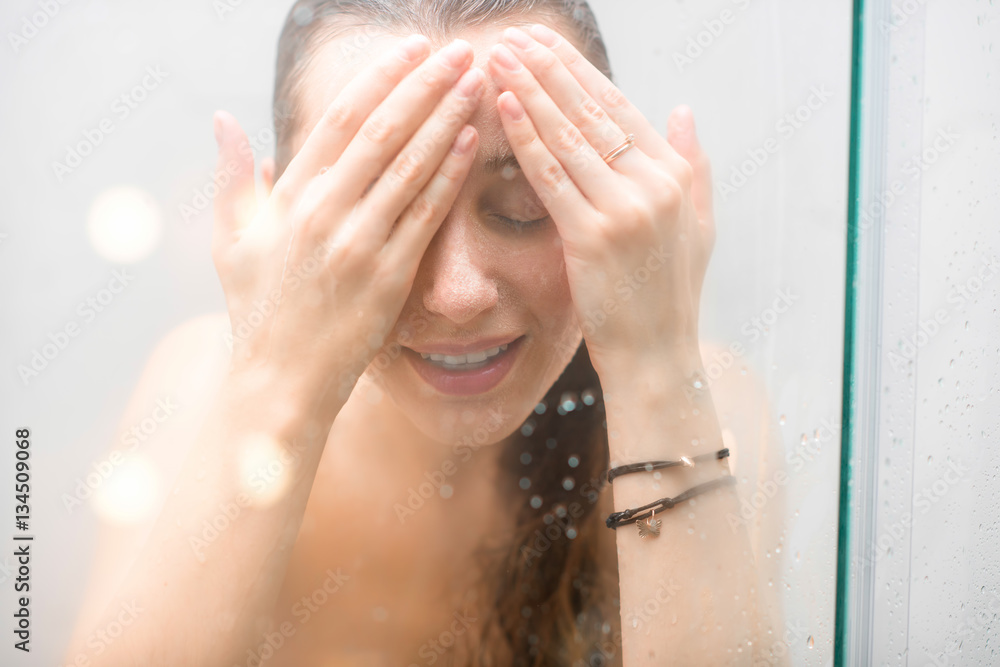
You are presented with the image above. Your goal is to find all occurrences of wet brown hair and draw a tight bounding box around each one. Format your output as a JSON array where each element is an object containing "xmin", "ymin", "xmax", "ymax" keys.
[{"xmin": 272, "ymin": 2, "xmax": 620, "ymax": 664}]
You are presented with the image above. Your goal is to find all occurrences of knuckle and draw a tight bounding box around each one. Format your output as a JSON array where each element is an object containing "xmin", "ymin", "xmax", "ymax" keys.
[
  {"xmin": 436, "ymin": 157, "xmax": 467, "ymax": 185},
  {"xmin": 322, "ymin": 99, "xmax": 355, "ymax": 132},
  {"xmin": 389, "ymin": 150, "xmax": 427, "ymax": 185},
  {"xmin": 578, "ymin": 96, "xmax": 607, "ymax": 126},
  {"xmin": 554, "ymin": 122, "xmax": 587, "ymax": 154},
  {"xmin": 600, "ymin": 84, "xmax": 629, "ymax": 111},
  {"xmin": 537, "ymin": 160, "xmax": 570, "ymax": 199},
  {"xmin": 373, "ymin": 57, "xmax": 401, "ymax": 85},
  {"xmin": 361, "ymin": 113, "xmax": 395, "ymax": 145},
  {"xmin": 617, "ymin": 198, "xmax": 654, "ymax": 229},
  {"xmin": 407, "ymin": 195, "xmax": 438, "ymax": 226},
  {"xmin": 535, "ymin": 49, "xmax": 561, "ymax": 76},
  {"xmin": 562, "ymin": 48, "xmax": 583, "ymax": 69},
  {"xmin": 655, "ymin": 182, "xmax": 683, "ymax": 215},
  {"xmin": 418, "ymin": 64, "xmax": 445, "ymax": 88}
]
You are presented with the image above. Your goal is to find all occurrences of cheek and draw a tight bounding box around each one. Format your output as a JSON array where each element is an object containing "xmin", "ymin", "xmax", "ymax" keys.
[{"xmin": 496, "ymin": 230, "xmax": 575, "ymax": 323}]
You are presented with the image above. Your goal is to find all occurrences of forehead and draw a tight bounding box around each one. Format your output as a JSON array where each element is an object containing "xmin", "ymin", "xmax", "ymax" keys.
[{"xmin": 293, "ymin": 23, "xmax": 543, "ymax": 176}]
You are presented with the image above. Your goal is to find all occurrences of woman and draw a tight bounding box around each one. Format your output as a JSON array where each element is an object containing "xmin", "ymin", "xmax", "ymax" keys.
[{"xmin": 66, "ymin": 0, "xmax": 785, "ymax": 664}]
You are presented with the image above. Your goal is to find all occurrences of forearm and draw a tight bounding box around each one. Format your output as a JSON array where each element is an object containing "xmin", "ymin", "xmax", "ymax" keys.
[
  {"xmin": 77, "ymin": 368, "xmax": 340, "ymax": 667},
  {"xmin": 603, "ymin": 350, "xmax": 772, "ymax": 666}
]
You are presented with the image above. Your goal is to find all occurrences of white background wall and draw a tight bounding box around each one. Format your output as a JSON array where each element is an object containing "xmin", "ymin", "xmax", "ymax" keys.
[{"xmin": 0, "ymin": 1, "xmax": 850, "ymax": 664}]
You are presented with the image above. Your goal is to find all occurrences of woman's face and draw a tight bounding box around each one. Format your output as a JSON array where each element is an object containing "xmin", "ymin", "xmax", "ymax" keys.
[{"xmin": 288, "ymin": 23, "xmax": 584, "ymax": 447}]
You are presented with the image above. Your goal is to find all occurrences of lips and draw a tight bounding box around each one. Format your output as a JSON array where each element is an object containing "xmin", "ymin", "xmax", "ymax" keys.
[
  {"xmin": 403, "ymin": 335, "xmax": 525, "ymax": 396},
  {"xmin": 406, "ymin": 335, "xmax": 521, "ymax": 356}
]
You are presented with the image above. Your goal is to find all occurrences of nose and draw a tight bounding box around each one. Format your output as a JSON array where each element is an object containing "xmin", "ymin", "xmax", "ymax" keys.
[{"xmin": 416, "ymin": 212, "xmax": 499, "ymax": 326}]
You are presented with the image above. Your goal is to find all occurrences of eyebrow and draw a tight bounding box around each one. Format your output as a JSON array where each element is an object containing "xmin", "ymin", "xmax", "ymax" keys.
[{"xmin": 482, "ymin": 147, "xmax": 522, "ymax": 175}]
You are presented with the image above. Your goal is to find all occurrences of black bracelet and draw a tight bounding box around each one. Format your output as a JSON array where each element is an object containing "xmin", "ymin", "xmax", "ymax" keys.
[
  {"xmin": 605, "ymin": 475, "xmax": 737, "ymax": 530},
  {"xmin": 606, "ymin": 448, "xmax": 730, "ymax": 484}
]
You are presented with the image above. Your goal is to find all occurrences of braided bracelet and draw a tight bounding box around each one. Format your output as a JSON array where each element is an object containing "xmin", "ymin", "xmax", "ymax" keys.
[
  {"xmin": 605, "ymin": 475, "xmax": 737, "ymax": 532},
  {"xmin": 606, "ymin": 448, "xmax": 730, "ymax": 484}
]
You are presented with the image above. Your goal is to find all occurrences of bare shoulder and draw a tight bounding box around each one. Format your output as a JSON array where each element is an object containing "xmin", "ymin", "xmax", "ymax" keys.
[{"xmin": 65, "ymin": 312, "xmax": 232, "ymax": 658}]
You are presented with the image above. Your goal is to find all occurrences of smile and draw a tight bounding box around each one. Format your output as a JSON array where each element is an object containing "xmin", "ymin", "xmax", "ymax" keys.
[
  {"xmin": 418, "ymin": 343, "xmax": 510, "ymax": 369},
  {"xmin": 404, "ymin": 336, "xmax": 525, "ymax": 396}
]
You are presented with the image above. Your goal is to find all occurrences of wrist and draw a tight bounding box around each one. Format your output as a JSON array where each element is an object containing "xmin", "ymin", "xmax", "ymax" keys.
[
  {"xmin": 595, "ymin": 343, "xmax": 705, "ymax": 400},
  {"xmin": 222, "ymin": 363, "xmax": 343, "ymax": 439},
  {"xmin": 600, "ymin": 349, "xmax": 722, "ymax": 463}
]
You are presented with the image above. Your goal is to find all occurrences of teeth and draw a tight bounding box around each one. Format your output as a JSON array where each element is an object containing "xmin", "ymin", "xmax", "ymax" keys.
[{"xmin": 420, "ymin": 343, "xmax": 509, "ymax": 365}]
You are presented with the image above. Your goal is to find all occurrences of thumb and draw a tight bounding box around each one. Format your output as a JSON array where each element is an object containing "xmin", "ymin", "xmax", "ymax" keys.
[
  {"xmin": 666, "ymin": 105, "xmax": 714, "ymax": 225},
  {"xmin": 212, "ymin": 110, "xmax": 257, "ymax": 254}
]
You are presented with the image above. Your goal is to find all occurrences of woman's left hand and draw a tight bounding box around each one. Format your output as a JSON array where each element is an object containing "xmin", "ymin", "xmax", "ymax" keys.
[{"xmin": 487, "ymin": 24, "xmax": 716, "ymax": 383}]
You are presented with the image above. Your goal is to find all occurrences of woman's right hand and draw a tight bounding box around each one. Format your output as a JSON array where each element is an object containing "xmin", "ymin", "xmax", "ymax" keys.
[{"xmin": 212, "ymin": 35, "xmax": 483, "ymax": 417}]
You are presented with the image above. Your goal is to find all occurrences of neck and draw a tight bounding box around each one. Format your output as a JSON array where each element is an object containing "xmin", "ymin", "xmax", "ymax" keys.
[{"xmin": 335, "ymin": 374, "xmax": 515, "ymax": 506}]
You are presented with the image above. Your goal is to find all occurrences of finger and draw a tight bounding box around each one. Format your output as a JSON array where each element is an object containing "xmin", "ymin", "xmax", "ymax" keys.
[
  {"xmin": 500, "ymin": 27, "xmax": 629, "ymax": 159},
  {"xmin": 212, "ymin": 110, "xmax": 257, "ymax": 251},
  {"xmin": 275, "ymin": 34, "xmax": 432, "ymax": 199},
  {"xmin": 489, "ymin": 43, "xmax": 654, "ymax": 212},
  {"xmin": 526, "ymin": 23, "xmax": 682, "ymax": 167},
  {"xmin": 667, "ymin": 105, "xmax": 714, "ymax": 227},
  {"xmin": 495, "ymin": 90, "xmax": 596, "ymax": 248},
  {"xmin": 382, "ymin": 125, "xmax": 478, "ymax": 273},
  {"xmin": 260, "ymin": 157, "xmax": 275, "ymax": 198},
  {"xmin": 354, "ymin": 67, "xmax": 484, "ymax": 248},
  {"xmin": 317, "ymin": 39, "xmax": 475, "ymax": 217}
]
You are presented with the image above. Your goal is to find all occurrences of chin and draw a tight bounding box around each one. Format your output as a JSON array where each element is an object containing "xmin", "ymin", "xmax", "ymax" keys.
[{"xmin": 378, "ymin": 330, "xmax": 578, "ymax": 449}]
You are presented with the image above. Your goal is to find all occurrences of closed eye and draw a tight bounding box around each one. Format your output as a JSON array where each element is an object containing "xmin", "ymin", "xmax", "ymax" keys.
[{"xmin": 493, "ymin": 215, "xmax": 549, "ymax": 232}]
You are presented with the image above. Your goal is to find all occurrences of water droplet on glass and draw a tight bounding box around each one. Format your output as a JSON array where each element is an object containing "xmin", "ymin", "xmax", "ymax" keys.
[{"xmin": 808, "ymin": 636, "xmax": 814, "ymax": 649}]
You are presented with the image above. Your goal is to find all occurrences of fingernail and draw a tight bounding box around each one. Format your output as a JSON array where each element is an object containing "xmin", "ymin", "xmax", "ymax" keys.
[
  {"xmin": 452, "ymin": 126, "xmax": 476, "ymax": 155},
  {"xmin": 500, "ymin": 92, "xmax": 525, "ymax": 121},
  {"xmin": 397, "ymin": 34, "xmax": 429, "ymax": 62},
  {"xmin": 455, "ymin": 67, "xmax": 484, "ymax": 97},
  {"xmin": 213, "ymin": 112, "xmax": 225, "ymax": 147},
  {"xmin": 528, "ymin": 24, "xmax": 560, "ymax": 47},
  {"xmin": 492, "ymin": 44, "xmax": 522, "ymax": 71},
  {"xmin": 439, "ymin": 39, "xmax": 471, "ymax": 67},
  {"xmin": 504, "ymin": 27, "xmax": 534, "ymax": 50}
]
